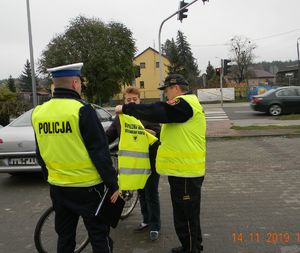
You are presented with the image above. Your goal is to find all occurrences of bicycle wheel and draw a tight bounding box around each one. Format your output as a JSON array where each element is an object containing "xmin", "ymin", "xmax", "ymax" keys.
[
  {"xmin": 34, "ymin": 206, "xmax": 89, "ymax": 253},
  {"xmin": 120, "ymin": 190, "xmax": 139, "ymax": 219},
  {"xmin": 110, "ymin": 151, "xmax": 139, "ymax": 219}
]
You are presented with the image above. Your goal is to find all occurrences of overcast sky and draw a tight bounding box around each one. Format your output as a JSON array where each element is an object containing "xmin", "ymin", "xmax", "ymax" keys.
[{"xmin": 1, "ymin": 0, "xmax": 300, "ymax": 79}]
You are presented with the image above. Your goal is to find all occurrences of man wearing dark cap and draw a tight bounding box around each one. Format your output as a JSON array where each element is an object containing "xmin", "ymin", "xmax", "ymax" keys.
[
  {"xmin": 115, "ymin": 74, "xmax": 206, "ymax": 253},
  {"xmin": 32, "ymin": 63, "xmax": 120, "ymax": 253}
]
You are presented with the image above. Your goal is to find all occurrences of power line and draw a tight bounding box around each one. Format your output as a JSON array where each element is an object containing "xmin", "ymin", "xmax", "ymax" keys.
[
  {"xmin": 191, "ymin": 28, "xmax": 300, "ymax": 48},
  {"xmin": 252, "ymin": 28, "xmax": 300, "ymax": 41}
]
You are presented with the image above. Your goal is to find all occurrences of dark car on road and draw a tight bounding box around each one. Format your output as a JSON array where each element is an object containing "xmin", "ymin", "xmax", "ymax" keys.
[{"xmin": 250, "ymin": 86, "xmax": 300, "ymax": 116}]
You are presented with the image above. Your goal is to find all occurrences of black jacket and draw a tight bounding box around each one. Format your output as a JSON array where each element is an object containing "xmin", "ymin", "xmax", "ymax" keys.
[
  {"xmin": 122, "ymin": 96, "xmax": 194, "ymax": 124},
  {"xmin": 34, "ymin": 88, "xmax": 118, "ymax": 192}
]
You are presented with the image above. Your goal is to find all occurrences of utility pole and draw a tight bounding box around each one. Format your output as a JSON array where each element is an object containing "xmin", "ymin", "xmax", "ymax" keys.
[
  {"xmin": 297, "ymin": 37, "xmax": 300, "ymax": 85},
  {"xmin": 158, "ymin": 0, "xmax": 208, "ymax": 100},
  {"xmin": 26, "ymin": 0, "xmax": 37, "ymax": 107},
  {"xmin": 220, "ymin": 59, "xmax": 224, "ymax": 107}
]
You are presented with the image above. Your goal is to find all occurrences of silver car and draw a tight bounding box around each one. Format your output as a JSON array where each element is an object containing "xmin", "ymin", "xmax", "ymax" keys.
[{"xmin": 0, "ymin": 105, "xmax": 115, "ymax": 174}]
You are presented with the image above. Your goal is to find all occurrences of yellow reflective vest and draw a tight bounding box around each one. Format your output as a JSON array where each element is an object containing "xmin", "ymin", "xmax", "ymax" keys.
[
  {"xmin": 31, "ymin": 99, "xmax": 102, "ymax": 187},
  {"xmin": 118, "ymin": 114, "xmax": 158, "ymax": 190},
  {"xmin": 156, "ymin": 94, "xmax": 206, "ymax": 177}
]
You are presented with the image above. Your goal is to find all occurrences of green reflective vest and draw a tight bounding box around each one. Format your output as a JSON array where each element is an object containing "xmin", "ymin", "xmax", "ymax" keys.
[
  {"xmin": 32, "ymin": 99, "xmax": 102, "ymax": 187},
  {"xmin": 118, "ymin": 114, "xmax": 157, "ymax": 190},
  {"xmin": 156, "ymin": 94, "xmax": 206, "ymax": 177}
]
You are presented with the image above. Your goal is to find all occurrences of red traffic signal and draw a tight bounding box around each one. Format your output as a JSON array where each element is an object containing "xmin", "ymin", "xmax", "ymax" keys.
[{"xmin": 215, "ymin": 67, "xmax": 221, "ymax": 75}]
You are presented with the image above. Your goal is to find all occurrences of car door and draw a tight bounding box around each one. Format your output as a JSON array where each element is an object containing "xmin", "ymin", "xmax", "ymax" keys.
[
  {"xmin": 295, "ymin": 87, "xmax": 300, "ymax": 113},
  {"xmin": 276, "ymin": 88, "xmax": 299, "ymax": 113}
]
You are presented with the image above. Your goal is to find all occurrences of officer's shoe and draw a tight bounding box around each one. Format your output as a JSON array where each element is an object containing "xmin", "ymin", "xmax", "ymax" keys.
[
  {"xmin": 134, "ymin": 222, "xmax": 149, "ymax": 232},
  {"xmin": 150, "ymin": 231, "xmax": 159, "ymax": 241},
  {"xmin": 171, "ymin": 246, "xmax": 203, "ymax": 252},
  {"xmin": 171, "ymin": 246, "xmax": 184, "ymax": 253}
]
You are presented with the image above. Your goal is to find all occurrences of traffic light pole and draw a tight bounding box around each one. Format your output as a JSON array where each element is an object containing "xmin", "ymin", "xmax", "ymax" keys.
[
  {"xmin": 158, "ymin": 0, "xmax": 199, "ymax": 100},
  {"xmin": 220, "ymin": 59, "xmax": 224, "ymax": 107}
]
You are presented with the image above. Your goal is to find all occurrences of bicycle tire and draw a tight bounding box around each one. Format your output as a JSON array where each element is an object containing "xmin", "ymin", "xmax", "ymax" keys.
[
  {"xmin": 34, "ymin": 206, "xmax": 89, "ymax": 253},
  {"xmin": 111, "ymin": 151, "xmax": 139, "ymax": 219},
  {"xmin": 120, "ymin": 190, "xmax": 139, "ymax": 219}
]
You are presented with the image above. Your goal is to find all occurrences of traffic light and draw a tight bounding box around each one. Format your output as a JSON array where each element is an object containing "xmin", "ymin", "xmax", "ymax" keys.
[
  {"xmin": 223, "ymin": 59, "xmax": 232, "ymax": 75},
  {"xmin": 178, "ymin": 1, "xmax": 188, "ymax": 22},
  {"xmin": 215, "ymin": 67, "xmax": 221, "ymax": 76}
]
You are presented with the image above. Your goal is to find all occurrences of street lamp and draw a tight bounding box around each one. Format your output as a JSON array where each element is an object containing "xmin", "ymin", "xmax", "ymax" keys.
[
  {"xmin": 26, "ymin": 0, "xmax": 37, "ymax": 107},
  {"xmin": 297, "ymin": 37, "xmax": 300, "ymax": 85}
]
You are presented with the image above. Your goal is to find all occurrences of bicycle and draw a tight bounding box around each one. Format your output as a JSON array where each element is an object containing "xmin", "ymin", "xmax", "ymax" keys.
[{"xmin": 34, "ymin": 151, "xmax": 139, "ymax": 253}]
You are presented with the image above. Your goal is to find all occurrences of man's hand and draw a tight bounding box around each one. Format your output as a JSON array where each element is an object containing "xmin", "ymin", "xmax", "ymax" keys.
[
  {"xmin": 115, "ymin": 105, "xmax": 123, "ymax": 114},
  {"xmin": 145, "ymin": 128, "xmax": 156, "ymax": 136},
  {"xmin": 110, "ymin": 190, "xmax": 120, "ymax": 203}
]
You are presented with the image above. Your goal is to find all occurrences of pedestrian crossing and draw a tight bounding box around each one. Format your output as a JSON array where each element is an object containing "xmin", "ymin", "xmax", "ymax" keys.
[{"xmin": 204, "ymin": 109, "xmax": 229, "ymax": 122}]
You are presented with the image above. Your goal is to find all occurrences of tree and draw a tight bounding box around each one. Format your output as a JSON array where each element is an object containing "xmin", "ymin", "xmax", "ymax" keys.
[
  {"xmin": 163, "ymin": 31, "xmax": 200, "ymax": 84},
  {"xmin": 206, "ymin": 61, "xmax": 215, "ymax": 80},
  {"xmin": 19, "ymin": 59, "xmax": 37, "ymax": 92},
  {"xmin": 0, "ymin": 86, "xmax": 16, "ymax": 126},
  {"xmin": 163, "ymin": 38, "xmax": 181, "ymax": 73},
  {"xmin": 229, "ymin": 35, "xmax": 256, "ymax": 83},
  {"xmin": 38, "ymin": 15, "xmax": 136, "ymax": 104},
  {"xmin": 176, "ymin": 31, "xmax": 200, "ymax": 82},
  {"xmin": 7, "ymin": 75, "xmax": 16, "ymax": 92}
]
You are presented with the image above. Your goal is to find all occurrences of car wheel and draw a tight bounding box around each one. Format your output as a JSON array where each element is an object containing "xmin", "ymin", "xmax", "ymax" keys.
[{"xmin": 269, "ymin": 104, "xmax": 282, "ymax": 116}]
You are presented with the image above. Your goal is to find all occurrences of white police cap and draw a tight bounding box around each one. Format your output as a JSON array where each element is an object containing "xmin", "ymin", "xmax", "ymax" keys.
[{"xmin": 47, "ymin": 62, "xmax": 83, "ymax": 78}]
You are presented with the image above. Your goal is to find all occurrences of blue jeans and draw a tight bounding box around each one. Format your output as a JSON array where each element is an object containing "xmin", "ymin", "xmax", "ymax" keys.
[{"xmin": 138, "ymin": 171, "xmax": 161, "ymax": 231}]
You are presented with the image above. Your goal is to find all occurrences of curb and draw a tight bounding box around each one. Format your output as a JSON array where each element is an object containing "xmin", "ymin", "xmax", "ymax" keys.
[{"xmin": 206, "ymin": 129, "xmax": 300, "ymax": 139}]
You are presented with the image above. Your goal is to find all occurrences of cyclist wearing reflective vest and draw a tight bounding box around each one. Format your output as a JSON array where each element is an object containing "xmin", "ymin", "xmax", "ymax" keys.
[
  {"xmin": 32, "ymin": 63, "xmax": 119, "ymax": 253},
  {"xmin": 118, "ymin": 114, "xmax": 157, "ymax": 190},
  {"xmin": 115, "ymin": 74, "xmax": 206, "ymax": 253},
  {"xmin": 106, "ymin": 86, "xmax": 161, "ymax": 241}
]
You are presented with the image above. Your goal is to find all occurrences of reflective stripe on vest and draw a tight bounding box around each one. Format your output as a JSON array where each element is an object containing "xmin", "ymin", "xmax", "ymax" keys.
[
  {"xmin": 118, "ymin": 150, "xmax": 149, "ymax": 158},
  {"xmin": 156, "ymin": 94, "xmax": 206, "ymax": 177},
  {"xmin": 118, "ymin": 114, "xmax": 157, "ymax": 190},
  {"xmin": 32, "ymin": 99, "xmax": 102, "ymax": 187}
]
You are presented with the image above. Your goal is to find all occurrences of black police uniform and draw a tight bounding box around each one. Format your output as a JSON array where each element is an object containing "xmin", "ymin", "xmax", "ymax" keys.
[
  {"xmin": 122, "ymin": 94, "xmax": 204, "ymax": 253},
  {"xmin": 35, "ymin": 88, "xmax": 119, "ymax": 253}
]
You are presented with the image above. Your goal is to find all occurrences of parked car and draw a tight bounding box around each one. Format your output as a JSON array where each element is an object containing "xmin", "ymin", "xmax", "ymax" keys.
[
  {"xmin": 250, "ymin": 86, "xmax": 300, "ymax": 116},
  {"xmin": 0, "ymin": 105, "xmax": 116, "ymax": 174}
]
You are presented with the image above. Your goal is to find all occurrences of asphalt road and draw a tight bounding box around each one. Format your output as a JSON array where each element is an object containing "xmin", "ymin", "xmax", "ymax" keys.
[
  {"xmin": 1, "ymin": 136, "xmax": 300, "ymax": 253},
  {"xmin": 223, "ymin": 105, "xmax": 268, "ymax": 120}
]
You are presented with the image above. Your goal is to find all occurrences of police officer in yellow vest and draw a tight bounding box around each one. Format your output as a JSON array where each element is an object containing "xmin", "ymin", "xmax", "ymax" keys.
[
  {"xmin": 115, "ymin": 74, "xmax": 206, "ymax": 253},
  {"xmin": 32, "ymin": 63, "xmax": 119, "ymax": 253}
]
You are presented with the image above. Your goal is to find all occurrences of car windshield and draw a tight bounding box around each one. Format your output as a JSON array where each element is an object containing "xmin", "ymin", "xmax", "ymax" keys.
[{"xmin": 9, "ymin": 110, "xmax": 33, "ymax": 127}]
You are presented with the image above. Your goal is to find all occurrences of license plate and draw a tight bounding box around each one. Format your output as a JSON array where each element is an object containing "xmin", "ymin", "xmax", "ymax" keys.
[{"xmin": 8, "ymin": 157, "xmax": 37, "ymax": 166}]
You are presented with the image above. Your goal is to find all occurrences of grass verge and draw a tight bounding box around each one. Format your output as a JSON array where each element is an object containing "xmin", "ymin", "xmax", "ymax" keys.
[
  {"xmin": 274, "ymin": 114, "xmax": 300, "ymax": 120},
  {"xmin": 231, "ymin": 125, "xmax": 300, "ymax": 130}
]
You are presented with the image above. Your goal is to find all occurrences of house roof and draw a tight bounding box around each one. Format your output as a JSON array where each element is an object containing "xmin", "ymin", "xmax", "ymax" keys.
[
  {"xmin": 276, "ymin": 64, "xmax": 298, "ymax": 74},
  {"xmin": 134, "ymin": 47, "xmax": 168, "ymax": 60},
  {"xmin": 249, "ymin": 69, "xmax": 275, "ymax": 78}
]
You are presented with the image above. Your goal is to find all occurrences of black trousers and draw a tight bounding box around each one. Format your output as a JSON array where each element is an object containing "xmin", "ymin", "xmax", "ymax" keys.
[
  {"xmin": 168, "ymin": 176, "xmax": 204, "ymax": 253},
  {"xmin": 50, "ymin": 184, "xmax": 113, "ymax": 253},
  {"xmin": 138, "ymin": 170, "xmax": 161, "ymax": 231}
]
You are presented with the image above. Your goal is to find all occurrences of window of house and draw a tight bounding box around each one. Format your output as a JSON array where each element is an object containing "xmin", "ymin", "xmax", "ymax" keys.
[
  {"xmin": 140, "ymin": 81, "xmax": 145, "ymax": 89},
  {"xmin": 156, "ymin": 62, "xmax": 160, "ymax": 68},
  {"xmin": 140, "ymin": 62, "xmax": 146, "ymax": 69}
]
